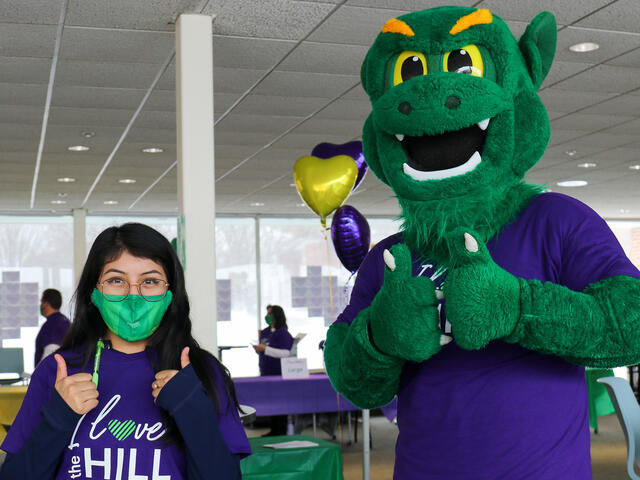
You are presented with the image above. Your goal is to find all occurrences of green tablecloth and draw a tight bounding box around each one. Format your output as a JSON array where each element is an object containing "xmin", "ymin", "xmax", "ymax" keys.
[
  {"xmin": 241, "ymin": 434, "xmax": 344, "ymax": 480},
  {"xmin": 585, "ymin": 368, "xmax": 616, "ymax": 432}
]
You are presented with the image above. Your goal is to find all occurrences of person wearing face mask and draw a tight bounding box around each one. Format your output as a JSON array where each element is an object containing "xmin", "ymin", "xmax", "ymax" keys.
[
  {"xmin": 34, "ymin": 289, "xmax": 71, "ymax": 366},
  {"xmin": 253, "ymin": 305, "xmax": 293, "ymax": 436},
  {"xmin": 0, "ymin": 223, "xmax": 250, "ymax": 480}
]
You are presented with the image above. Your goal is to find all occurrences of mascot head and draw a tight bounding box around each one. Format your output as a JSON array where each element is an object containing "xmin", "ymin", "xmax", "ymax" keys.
[{"xmin": 360, "ymin": 7, "xmax": 557, "ymax": 265}]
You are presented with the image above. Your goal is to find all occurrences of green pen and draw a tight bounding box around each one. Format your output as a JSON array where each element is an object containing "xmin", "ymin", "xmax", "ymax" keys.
[{"xmin": 92, "ymin": 339, "xmax": 105, "ymax": 386}]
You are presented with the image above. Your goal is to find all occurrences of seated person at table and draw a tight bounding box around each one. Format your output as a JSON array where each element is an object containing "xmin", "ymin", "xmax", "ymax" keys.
[
  {"xmin": 253, "ymin": 305, "xmax": 294, "ymax": 436},
  {"xmin": 0, "ymin": 223, "xmax": 250, "ymax": 479},
  {"xmin": 35, "ymin": 289, "xmax": 71, "ymax": 366}
]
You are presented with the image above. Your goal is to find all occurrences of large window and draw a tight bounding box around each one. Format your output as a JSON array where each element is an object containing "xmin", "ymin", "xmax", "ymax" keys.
[
  {"xmin": 215, "ymin": 218, "xmax": 257, "ymax": 377},
  {"xmin": 0, "ymin": 216, "xmax": 74, "ymax": 373}
]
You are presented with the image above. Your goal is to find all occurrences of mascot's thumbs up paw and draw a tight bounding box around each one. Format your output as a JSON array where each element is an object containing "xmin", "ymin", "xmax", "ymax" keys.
[
  {"xmin": 368, "ymin": 243, "xmax": 448, "ymax": 363},
  {"xmin": 443, "ymin": 228, "xmax": 521, "ymax": 350}
]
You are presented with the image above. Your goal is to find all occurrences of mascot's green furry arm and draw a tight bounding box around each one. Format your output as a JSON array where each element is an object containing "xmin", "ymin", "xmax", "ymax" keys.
[{"xmin": 325, "ymin": 7, "xmax": 640, "ymax": 409}]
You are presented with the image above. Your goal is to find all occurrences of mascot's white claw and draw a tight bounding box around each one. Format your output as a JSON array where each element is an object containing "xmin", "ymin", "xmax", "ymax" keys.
[
  {"xmin": 383, "ymin": 249, "xmax": 396, "ymax": 271},
  {"xmin": 440, "ymin": 335, "xmax": 453, "ymax": 346},
  {"xmin": 464, "ymin": 232, "xmax": 479, "ymax": 253},
  {"xmin": 436, "ymin": 290, "xmax": 444, "ymax": 300}
]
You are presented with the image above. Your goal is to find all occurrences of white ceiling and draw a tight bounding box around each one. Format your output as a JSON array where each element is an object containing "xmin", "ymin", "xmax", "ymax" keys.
[{"xmin": 1, "ymin": 0, "xmax": 639, "ymax": 219}]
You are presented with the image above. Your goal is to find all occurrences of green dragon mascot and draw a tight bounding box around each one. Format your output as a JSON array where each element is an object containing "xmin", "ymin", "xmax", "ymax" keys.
[{"xmin": 324, "ymin": 6, "xmax": 640, "ymax": 479}]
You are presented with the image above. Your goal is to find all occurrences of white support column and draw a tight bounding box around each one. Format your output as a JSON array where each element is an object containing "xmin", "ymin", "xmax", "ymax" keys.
[
  {"xmin": 176, "ymin": 14, "xmax": 217, "ymax": 355},
  {"xmin": 72, "ymin": 208, "xmax": 86, "ymax": 286}
]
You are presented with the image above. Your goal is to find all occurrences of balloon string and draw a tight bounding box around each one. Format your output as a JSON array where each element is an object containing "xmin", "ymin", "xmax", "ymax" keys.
[{"xmin": 322, "ymin": 227, "xmax": 335, "ymax": 320}]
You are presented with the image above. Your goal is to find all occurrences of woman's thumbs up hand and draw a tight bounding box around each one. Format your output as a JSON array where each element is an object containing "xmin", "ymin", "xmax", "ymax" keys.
[
  {"xmin": 54, "ymin": 353, "xmax": 100, "ymax": 414},
  {"xmin": 152, "ymin": 347, "xmax": 191, "ymax": 402}
]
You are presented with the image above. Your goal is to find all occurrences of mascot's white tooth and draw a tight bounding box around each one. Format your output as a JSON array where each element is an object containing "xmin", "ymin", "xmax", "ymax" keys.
[
  {"xmin": 403, "ymin": 151, "xmax": 482, "ymax": 181},
  {"xmin": 383, "ymin": 249, "xmax": 396, "ymax": 271},
  {"xmin": 477, "ymin": 118, "xmax": 490, "ymax": 131},
  {"xmin": 464, "ymin": 232, "xmax": 479, "ymax": 253},
  {"xmin": 395, "ymin": 134, "xmax": 405, "ymax": 141},
  {"xmin": 436, "ymin": 290, "xmax": 444, "ymax": 300},
  {"xmin": 440, "ymin": 335, "xmax": 453, "ymax": 346}
]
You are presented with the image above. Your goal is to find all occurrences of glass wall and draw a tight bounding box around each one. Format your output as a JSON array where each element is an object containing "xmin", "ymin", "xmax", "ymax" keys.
[
  {"xmin": 5, "ymin": 213, "xmax": 638, "ymax": 378},
  {"xmin": 0, "ymin": 216, "xmax": 73, "ymax": 373}
]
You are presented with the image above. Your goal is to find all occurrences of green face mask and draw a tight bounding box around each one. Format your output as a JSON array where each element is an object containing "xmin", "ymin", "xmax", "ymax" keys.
[
  {"xmin": 91, "ymin": 288, "xmax": 173, "ymax": 342},
  {"xmin": 265, "ymin": 316, "xmax": 273, "ymax": 326}
]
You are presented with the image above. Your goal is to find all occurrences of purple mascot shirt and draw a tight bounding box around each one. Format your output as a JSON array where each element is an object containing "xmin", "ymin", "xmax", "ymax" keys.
[
  {"xmin": 35, "ymin": 312, "xmax": 71, "ymax": 365},
  {"xmin": 2, "ymin": 347, "xmax": 250, "ymax": 479},
  {"xmin": 258, "ymin": 327, "xmax": 294, "ymax": 376},
  {"xmin": 335, "ymin": 193, "xmax": 640, "ymax": 480}
]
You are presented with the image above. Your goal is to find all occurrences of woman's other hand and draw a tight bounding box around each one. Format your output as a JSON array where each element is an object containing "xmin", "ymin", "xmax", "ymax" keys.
[
  {"xmin": 253, "ymin": 344, "xmax": 266, "ymax": 353},
  {"xmin": 152, "ymin": 346, "xmax": 190, "ymax": 401}
]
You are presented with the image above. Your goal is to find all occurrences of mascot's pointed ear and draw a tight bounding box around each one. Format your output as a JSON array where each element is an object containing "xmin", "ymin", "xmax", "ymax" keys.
[{"xmin": 518, "ymin": 11, "xmax": 557, "ymax": 89}]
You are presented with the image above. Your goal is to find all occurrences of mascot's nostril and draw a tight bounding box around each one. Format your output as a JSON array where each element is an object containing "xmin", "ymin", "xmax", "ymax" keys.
[
  {"xmin": 445, "ymin": 95, "xmax": 461, "ymax": 109},
  {"xmin": 398, "ymin": 101, "xmax": 413, "ymax": 115}
]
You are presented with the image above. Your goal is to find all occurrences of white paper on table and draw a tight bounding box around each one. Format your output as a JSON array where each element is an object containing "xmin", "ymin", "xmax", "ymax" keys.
[{"xmin": 263, "ymin": 440, "xmax": 319, "ymax": 449}]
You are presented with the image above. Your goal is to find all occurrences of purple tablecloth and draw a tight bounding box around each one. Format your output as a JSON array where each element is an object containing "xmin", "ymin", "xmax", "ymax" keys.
[{"xmin": 233, "ymin": 374, "xmax": 397, "ymax": 421}]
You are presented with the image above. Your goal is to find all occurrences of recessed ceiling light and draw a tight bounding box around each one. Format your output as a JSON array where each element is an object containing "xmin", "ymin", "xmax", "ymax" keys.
[
  {"xmin": 557, "ymin": 180, "xmax": 588, "ymax": 187},
  {"xmin": 577, "ymin": 162, "xmax": 597, "ymax": 168},
  {"xmin": 569, "ymin": 42, "xmax": 599, "ymax": 53},
  {"xmin": 68, "ymin": 145, "xmax": 90, "ymax": 152},
  {"xmin": 118, "ymin": 178, "xmax": 137, "ymax": 184},
  {"xmin": 57, "ymin": 193, "xmax": 68, "ymax": 198},
  {"xmin": 51, "ymin": 200, "xmax": 66, "ymax": 205},
  {"xmin": 620, "ymin": 209, "xmax": 631, "ymax": 214},
  {"xmin": 250, "ymin": 202, "xmax": 265, "ymax": 207},
  {"xmin": 629, "ymin": 165, "xmax": 640, "ymax": 170},
  {"xmin": 289, "ymin": 183, "xmax": 296, "ymax": 187},
  {"xmin": 103, "ymin": 200, "xmax": 119, "ymax": 205},
  {"xmin": 81, "ymin": 131, "xmax": 95, "ymax": 138},
  {"xmin": 297, "ymin": 203, "xmax": 306, "ymax": 207},
  {"xmin": 57, "ymin": 177, "xmax": 76, "ymax": 183},
  {"xmin": 565, "ymin": 150, "xmax": 577, "ymax": 156},
  {"xmin": 142, "ymin": 147, "xmax": 163, "ymax": 153}
]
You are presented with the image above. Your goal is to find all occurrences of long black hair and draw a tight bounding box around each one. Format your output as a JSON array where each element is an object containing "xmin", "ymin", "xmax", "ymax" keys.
[
  {"xmin": 61, "ymin": 222, "xmax": 240, "ymax": 445},
  {"xmin": 267, "ymin": 304, "xmax": 288, "ymax": 330}
]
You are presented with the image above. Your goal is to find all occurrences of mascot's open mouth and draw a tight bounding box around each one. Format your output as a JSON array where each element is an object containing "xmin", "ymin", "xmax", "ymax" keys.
[{"xmin": 397, "ymin": 118, "xmax": 490, "ymax": 181}]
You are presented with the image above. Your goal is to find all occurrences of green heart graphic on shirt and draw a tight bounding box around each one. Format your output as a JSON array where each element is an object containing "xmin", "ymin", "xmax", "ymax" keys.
[{"xmin": 108, "ymin": 419, "xmax": 137, "ymax": 441}]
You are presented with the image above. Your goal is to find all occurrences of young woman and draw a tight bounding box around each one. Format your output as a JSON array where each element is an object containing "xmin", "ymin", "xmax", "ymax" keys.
[
  {"xmin": 252, "ymin": 305, "xmax": 294, "ymax": 436},
  {"xmin": 0, "ymin": 223, "xmax": 250, "ymax": 479}
]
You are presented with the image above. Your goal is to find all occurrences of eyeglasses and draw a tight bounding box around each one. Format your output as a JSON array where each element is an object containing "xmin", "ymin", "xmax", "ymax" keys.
[{"xmin": 97, "ymin": 277, "xmax": 170, "ymax": 302}]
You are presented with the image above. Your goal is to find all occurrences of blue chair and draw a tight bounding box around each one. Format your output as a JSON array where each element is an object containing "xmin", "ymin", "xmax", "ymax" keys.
[
  {"xmin": 0, "ymin": 348, "xmax": 23, "ymax": 385},
  {"xmin": 598, "ymin": 376, "xmax": 640, "ymax": 479}
]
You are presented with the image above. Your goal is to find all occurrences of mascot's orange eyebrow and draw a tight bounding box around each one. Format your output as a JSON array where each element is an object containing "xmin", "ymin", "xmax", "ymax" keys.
[
  {"xmin": 381, "ymin": 18, "xmax": 415, "ymax": 37},
  {"xmin": 449, "ymin": 9, "xmax": 493, "ymax": 35}
]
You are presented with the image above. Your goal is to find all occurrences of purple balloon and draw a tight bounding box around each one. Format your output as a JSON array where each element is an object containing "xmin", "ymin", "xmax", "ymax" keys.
[
  {"xmin": 331, "ymin": 205, "xmax": 370, "ymax": 273},
  {"xmin": 312, "ymin": 141, "xmax": 368, "ymax": 191}
]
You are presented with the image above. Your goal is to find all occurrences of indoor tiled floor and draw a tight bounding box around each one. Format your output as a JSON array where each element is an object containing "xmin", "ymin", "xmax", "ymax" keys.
[{"xmin": 246, "ymin": 412, "xmax": 629, "ymax": 480}]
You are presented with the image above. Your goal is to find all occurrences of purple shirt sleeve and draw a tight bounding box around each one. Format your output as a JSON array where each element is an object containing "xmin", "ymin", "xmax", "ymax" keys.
[
  {"xmin": 334, "ymin": 233, "xmax": 401, "ymax": 326},
  {"xmin": 555, "ymin": 195, "xmax": 640, "ymax": 290}
]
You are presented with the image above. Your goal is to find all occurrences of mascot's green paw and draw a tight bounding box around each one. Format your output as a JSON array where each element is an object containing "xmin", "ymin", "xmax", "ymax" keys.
[
  {"xmin": 369, "ymin": 243, "xmax": 450, "ymax": 362},
  {"xmin": 443, "ymin": 228, "xmax": 520, "ymax": 349}
]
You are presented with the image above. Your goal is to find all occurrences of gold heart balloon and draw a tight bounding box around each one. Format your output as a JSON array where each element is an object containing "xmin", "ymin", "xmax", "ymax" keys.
[{"xmin": 293, "ymin": 155, "xmax": 358, "ymax": 227}]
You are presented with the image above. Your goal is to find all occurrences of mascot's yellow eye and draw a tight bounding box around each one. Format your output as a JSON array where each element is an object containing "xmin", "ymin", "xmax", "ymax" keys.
[
  {"xmin": 443, "ymin": 45, "xmax": 483, "ymax": 77},
  {"xmin": 392, "ymin": 51, "xmax": 427, "ymax": 86}
]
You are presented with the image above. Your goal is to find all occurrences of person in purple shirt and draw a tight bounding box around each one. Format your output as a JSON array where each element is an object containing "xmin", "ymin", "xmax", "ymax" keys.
[
  {"xmin": 253, "ymin": 305, "xmax": 294, "ymax": 436},
  {"xmin": 0, "ymin": 223, "xmax": 250, "ymax": 479},
  {"xmin": 35, "ymin": 289, "xmax": 71, "ymax": 366},
  {"xmin": 324, "ymin": 6, "xmax": 640, "ymax": 479}
]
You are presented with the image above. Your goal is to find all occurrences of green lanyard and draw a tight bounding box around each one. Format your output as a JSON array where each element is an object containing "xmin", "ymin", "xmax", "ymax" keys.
[{"xmin": 92, "ymin": 339, "xmax": 105, "ymax": 386}]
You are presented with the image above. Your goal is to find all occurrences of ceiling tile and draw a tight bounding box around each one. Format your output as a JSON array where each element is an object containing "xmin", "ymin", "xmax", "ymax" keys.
[
  {"xmin": 66, "ymin": 0, "xmax": 201, "ymax": 31},
  {"xmin": 575, "ymin": 0, "xmax": 640, "ymax": 34},
  {"xmin": 478, "ymin": 0, "xmax": 614, "ymax": 25},
  {"xmin": 278, "ymin": 41, "xmax": 368, "ymax": 76},
  {"xmin": 0, "ymin": 23, "xmax": 57, "ymax": 57},
  {"xmin": 205, "ymin": 0, "xmax": 336, "ymax": 40},
  {"xmin": 252, "ymin": 71, "xmax": 359, "ymax": 98},
  {"xmin": 213, "ymin": 36, "xmax": 295, "ymax": 69},
  {"xmin": 550, "ymin": 64, "xmax": 640, "ymax": 93},
  {"xmin": 61, "ymin": 27, "xmax": 174, "ymax": 63},
  {"xmin": 555, "ymin": 26, "xmax": 640, "ymax": 65},
  {"xmin": 0, "ymin": 57, "xmax": 52, "ymax": 84}
]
